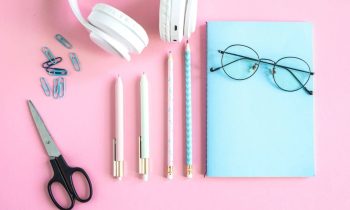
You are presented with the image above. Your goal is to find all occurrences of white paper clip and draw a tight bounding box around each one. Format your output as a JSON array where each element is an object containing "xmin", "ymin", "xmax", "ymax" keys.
[
  {"xmin": 69, "ymin": 52, "xmax": 80, "ymax": 72},
  {"xmin": 40, "ymin": 77, "xmax": 51, "ymax": 96},
  {"xmin": 55, "ymin": 34, "xmax": 73, "ymax": 49},
  {"xmin": 41, "ymin": 47, "xmax": 57, "ymax": 64}
]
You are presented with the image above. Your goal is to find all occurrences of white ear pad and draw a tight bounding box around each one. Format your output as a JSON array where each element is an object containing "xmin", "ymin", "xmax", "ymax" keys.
[
  {"xmin": 159, "ymin": 0, "xmax": 171, "ymax": 42},
  {"xmin": 68, "ymin": 0, "xmax": 149, "ymax": 60},
  {"xmin": 89, "ymin": 4, "xmax": 148, "ymax": 54},
  {"xmin": 169, "ymin": 0, "xmax": 186, "ymax": 42},
  {"xmin": 89, "ymin": 32, "xmax": 130, "ymax": 60},
  {"xmin": 184, "ymin": 0, "xmax": 198, "ymax": 39}
]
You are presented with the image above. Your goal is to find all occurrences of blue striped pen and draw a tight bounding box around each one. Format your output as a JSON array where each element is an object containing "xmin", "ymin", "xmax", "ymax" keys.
[{"xmin": 185, "ymin": 40, "xmax": 193, "ymax": 178}]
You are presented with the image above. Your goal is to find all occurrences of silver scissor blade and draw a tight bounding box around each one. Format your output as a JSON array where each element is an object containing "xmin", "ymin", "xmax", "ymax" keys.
[{"xmin": 28, "ymin": 100, "xmax": 61, "ymax": 158}]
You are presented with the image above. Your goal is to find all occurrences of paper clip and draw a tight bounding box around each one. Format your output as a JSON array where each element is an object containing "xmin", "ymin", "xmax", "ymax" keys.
[
  {"xmin": 58, "ymin": 77, "xmax": 65, "ymax": 98},
  {"xmin": 42, "ymin": 57, "xmax": 63, "ymax": 69},
  {"xmin": 53, "ymin": 78, "xmax": 59, "ymax": 99},
  {"xmin": 41, "ymin": 47, "xmax": 57, "ymax": 64},
  {"xmin": 55, "ymin": 34, "xmax": 73, "ymax": 49},
  {"xmin": 46, "ymin": 68, "xmax": 68, "ymax": 76},
  {"xmin": 40, "ymin": 77, "xmax": 51, "ymax": 96},
  {"xmin": 69, "ymin": 52, "xmax": 80, "ymax": 72}
]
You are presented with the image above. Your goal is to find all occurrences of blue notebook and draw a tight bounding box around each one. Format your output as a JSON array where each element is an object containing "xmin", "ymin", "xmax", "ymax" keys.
[{"xmin": 206, "ymin": 21, "xmax": 315, "ymax": 177}]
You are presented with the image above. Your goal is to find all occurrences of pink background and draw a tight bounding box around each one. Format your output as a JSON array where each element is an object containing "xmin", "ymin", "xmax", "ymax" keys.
[{"xmin": 1, "ymin": 0, "xmax": 350, "ymax": 209}]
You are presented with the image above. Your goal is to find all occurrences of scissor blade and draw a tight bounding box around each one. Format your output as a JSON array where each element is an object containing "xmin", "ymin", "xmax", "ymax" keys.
[{"xmin": 28, "ymin": 100, "xmax": 61, "ymax": 158}]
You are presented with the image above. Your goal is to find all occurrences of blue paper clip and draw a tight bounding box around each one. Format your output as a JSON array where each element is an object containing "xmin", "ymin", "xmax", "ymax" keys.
[
  {"xmin": 42, "ymin": 57, "xmax": 62, "ymax": 69},
  {"xmin": 69, "ymin": 52, "xmax": 80, "ymax": 72},
  {"xmin": 58, "ymin": 77, "xmax": 65, "ymax": 98},
  {"xmin": 53, "ymin": 77, "xmax": 65, "ymax": 99},
  {"xmin": 41, "ymin": 47, "xmax": 57, "ymax": 64},
  {"xmin": 46, "ymin": 68, "xmax": 68, "ymax": 76},
  {"xmin": 53, "ymin": 78, "xmax": 59, "ymax": 99},
  {"xmin": 55, "ymin": 34, "xmax": 73, "ymax": 49},
  {"xmin": 40, "ymin": 77, "xmax": 51, "ymax": 96}
]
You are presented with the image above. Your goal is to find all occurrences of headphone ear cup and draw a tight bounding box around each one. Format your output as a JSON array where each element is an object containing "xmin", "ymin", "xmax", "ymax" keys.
[
  {"xmin": 68, "ymin": 0, "xmax": 148, "ymax": 60},
  {"xmin": 184, "ymin": 0, "xmax": 198, "ymax": 39},
  {"xmin": 89, "ymin": 31, "xmax": 131, "ymax": 61},
  {"xmin": 88, "ymin": 4, "xmax": 148, "ymax": 54},
  {"xmin": 169, "ymin": 0, "xmax": 186, "ymax": 42},
  {"xmin": 159, "ymin": 0, "xmax": 171, "ymax": 42}
]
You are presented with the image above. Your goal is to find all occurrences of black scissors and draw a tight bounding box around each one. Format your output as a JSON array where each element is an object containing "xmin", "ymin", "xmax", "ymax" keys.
[{"xmin": 28, "ymin": 100, "xmax": 93, "ymax": 210}]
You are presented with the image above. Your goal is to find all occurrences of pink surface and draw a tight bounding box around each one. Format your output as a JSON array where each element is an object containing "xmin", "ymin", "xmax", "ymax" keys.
[{"xmin": 1, "ymin": 0, "xmax": 350, "ymax": 209}]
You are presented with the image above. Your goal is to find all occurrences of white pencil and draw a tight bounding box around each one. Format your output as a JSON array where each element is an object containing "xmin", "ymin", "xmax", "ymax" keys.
[{"xmin": 167, "ymin": 51, "xmax": 174, "ymax": 179}]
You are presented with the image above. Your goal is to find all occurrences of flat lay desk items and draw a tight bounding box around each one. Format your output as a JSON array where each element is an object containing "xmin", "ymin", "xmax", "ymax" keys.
[
  {"xmin": 206, "ymin": 21, "xmax": 314, "ymax": 177},
  {"xmin": 25, "ymin": 0, "xmax": 319, "ymax": 209},
  {"xmin": 28, "ymin": 100, "xmax": 93, "ymax": 210}
]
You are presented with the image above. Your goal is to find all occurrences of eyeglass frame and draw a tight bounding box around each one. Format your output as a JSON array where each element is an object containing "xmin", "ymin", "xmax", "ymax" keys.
[{"xmin": 210, "ymin": 44, "xmax": 314, "ymax": 95}]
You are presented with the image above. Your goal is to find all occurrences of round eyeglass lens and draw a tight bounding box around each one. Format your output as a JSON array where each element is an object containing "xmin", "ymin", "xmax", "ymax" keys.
[
  {"xmin": 273, "ymin": 57, "xmax": 311, "ymax": 92},
  {"xmin": 221, "ymin": 45, "xmax": 260, "ymax": 80}
]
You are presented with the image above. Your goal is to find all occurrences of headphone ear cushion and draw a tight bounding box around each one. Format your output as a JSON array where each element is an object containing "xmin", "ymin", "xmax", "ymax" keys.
[
  {"xmin": 184, "ymin": 0, "xmax": 198, "ymax": 39},
  {"xmin": 159, "ymin": 0, "xmax": 171, "ymax": 42},
  {"xmin": 90, "ymin": 32, "xmax": 131, "ymax": 61},
  {"xmin": 88, "ymin": 3, "xmax": 148, "ymax": 54}
]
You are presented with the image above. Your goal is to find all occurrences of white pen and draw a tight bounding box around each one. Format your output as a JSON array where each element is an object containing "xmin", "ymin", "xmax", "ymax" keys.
[
  {"xmin": 113, "ymin": 75, "xmax": 124, "ymax": 180},
  {"xmin": 139, "ymin": 73, "xmax": 150, "ymax": 181},
  {"xmin": 167, "ymin": 51, "xmax": 174, "ymax": 179}
]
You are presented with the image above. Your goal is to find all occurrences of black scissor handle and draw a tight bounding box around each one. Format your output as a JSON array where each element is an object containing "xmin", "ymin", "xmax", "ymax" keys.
[
  {"xmin": 48, "ymin": 158, "xmax": 75, "ymax": 210},
  {"xmin": 55, "ymin": 155, "xmax": 93, "ymax": 203},
  {"xmin": 67, "ymin": 167, "xmax": 93, "ymax": 202}
]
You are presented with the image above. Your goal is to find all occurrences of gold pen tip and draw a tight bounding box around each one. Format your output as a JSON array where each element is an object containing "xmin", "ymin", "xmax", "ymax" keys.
[
  {"xmin": 186, "ymin": 165, "xmax": 193, "ymax": 178},
  {"xmin": 167, "ymin": 165, "xmax": 174, "ymax": 179}
]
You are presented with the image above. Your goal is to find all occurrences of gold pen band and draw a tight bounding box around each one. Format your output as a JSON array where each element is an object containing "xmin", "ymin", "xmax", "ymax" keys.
[
  {"xmin": 139, "ymin": 158, "xmax": 149, "ymax": 175},
  {"xmin": 113, "ymin": 139, "xmax": 124, "ymax": 179},
  {"xmin": 138, "ymin": 136, "xmax": 149, "ymax": 175},
  {"xmin": 113, "ymin": 160, "xmax": 124, "ymax": 178}
]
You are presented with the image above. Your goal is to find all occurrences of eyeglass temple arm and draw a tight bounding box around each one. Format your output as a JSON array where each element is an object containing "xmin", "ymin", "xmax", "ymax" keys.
[
  {"xmin": 210, "ymin": 57, "xmax": 247, "ymax": 72},
  {"xmin": 216, "ymin": 51, "xmax": 314, "ymax": 75},
  {"xmin": 282, "ymin": 67, "xmax": 313, "ymax": 95}
]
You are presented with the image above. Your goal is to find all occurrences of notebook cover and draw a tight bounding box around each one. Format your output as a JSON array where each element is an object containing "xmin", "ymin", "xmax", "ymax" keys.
[{"xmin": 206, "ymin": 21, "xmax": 315, "ymax": 177}]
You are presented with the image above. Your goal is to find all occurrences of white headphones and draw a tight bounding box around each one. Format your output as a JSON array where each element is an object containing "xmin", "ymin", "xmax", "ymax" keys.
[
  {"xmin": 159, "ymin": 0, "xmax": 198, "ymax": 42},
  {"xmin": 68, "ymin": 0, "xmax": 149, "ymax": 61}
]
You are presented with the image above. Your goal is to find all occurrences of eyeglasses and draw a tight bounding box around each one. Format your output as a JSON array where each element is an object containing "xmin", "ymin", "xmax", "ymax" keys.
[{"xmin": 210, "ymin": 44, "xmax": 314, "ymax": 95}]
